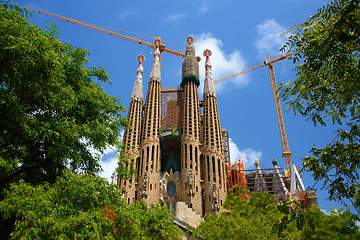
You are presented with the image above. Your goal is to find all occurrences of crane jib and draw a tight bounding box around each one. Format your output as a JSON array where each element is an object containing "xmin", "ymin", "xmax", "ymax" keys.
[{"xmin": 38, "ymin": 9, "xmax": 190, "ymax": 60}]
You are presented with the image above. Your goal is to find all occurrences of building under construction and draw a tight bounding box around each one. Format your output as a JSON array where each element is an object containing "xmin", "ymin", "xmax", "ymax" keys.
[
  {"xmin": 226, "ymin": 157, "xmax": 317, "ymax": 207},
  {"xmin": 118, "ymin": 37, "xmax": 226, "ymax": 226},
  {"xmin": 37, "ymin": 10, "xmax": 317, "ymax": 229},
  {"xmin": 117, "ymin": 36, "xmax": 317, "ymax": 227}
]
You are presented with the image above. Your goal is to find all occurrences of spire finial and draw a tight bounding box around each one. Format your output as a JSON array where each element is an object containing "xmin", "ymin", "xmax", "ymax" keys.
[
  {"xmin": 272, "ymin": 157, "xmax": 278, "ymax": 166},
  {"xmin": 131, "ymin": 55, "xmax": 145, "ymax": 101},
  {"xmin": 203, "ymin": 49, "xmax": 212, "ymax": 57},
  {"xmin": 154, "ymin": 39, "xmax": 161, "ymax": 47},
  {"xmin": 203, "ymin": 49, "xmax": 212, "ymax": 71},
  {"xmin": 137, "ymin": 54, "xmax": 145, "ymax": 63},
  {"xmin": 186, "ymin": 36, "xmax": 194, "ymax": 45},
  {"xmin": 153, "ymin": 39, "xmax": 161, "ymax": 58},
  {"xmin": 136, "ymin": 54, "xmax": 145, "ymax": 75},
  {"xmin": 149, "ymin": 40, "xmax": 161, "ymax": 82}
]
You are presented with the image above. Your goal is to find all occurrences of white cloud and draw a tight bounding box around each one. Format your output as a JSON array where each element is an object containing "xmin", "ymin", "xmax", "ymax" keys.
[
  {"xmin": 320, "ymin": 209, "xmax": 329, "ymax": 215},
  {"xmin": 98, "ymin": 129, "xmax": 124, "ymax": 183},
  {"xmin": 197, "ymin": 0, "xmax": 212, "ymax": 14},
  {"xmin": 199, "ymin": 5, "xmax": 210, "ymax": 14},
  {"xmin": 118, "ymin": 9, "xmax": 138, "ymax": 19},
  {"xmin": 167, "ymin": 13, "xmax": 186, "ymax": 22},
  {"xmin": 229, "ymin": 138, "xmax": 262, "ymax": 169},
  {"xmin": 99, "ymin": 152, "xmax": 118, "ymax": 183},
  {"xmin": 255, "ymin": 19, "xmax": 289, "ymax": 57},
  {"xmin": 194, "ymin": 33, "xmax": 248, "ymax": 94}
]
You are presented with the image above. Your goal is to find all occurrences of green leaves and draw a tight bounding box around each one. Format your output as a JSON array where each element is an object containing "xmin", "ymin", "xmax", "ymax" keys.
[
  {"xmin": 280, "ymin": 0, "xmax": 360, "ymax": 127},
  {"xmin": 279, "ymin": 0, "xmax": 360, "ymax": 213},
  {"xmin": 0, "ymin": 171, "xmax": 183, "ymax": 239},
  {"xmin": 0, "ymin": 4, "xmax": 127, "ymax": 186},
  {"xmin": 194, "ymin": 191, "xmax": 360, "ymax": 239},
  {"xmin": 303, "ymin": 123, "xmax": 360, "ymax": 211},
  {"xmin": 194, "ymin": 191, "xmax": 280, "ymax": 239}
]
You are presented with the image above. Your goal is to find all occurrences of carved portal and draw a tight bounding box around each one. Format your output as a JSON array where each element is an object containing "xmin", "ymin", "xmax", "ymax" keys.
[{"xmin": 159, "ymin": 169, "xmax": 181, "ymax": 210}]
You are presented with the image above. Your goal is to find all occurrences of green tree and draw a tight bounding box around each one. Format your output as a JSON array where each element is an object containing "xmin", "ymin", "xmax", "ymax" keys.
[
  {"xmin": 279, "ymin": 0, "xmax": 360, "ymax": 213},
  {"xmin": 0, "ymin": 2, "xmax": 127, "ymax": 187},
  {"xmin": 193, "ymin": 191, "xmax": 283, "ymax": 239},
  {"xmin": 193, "ymin": 191, "xmax": 360, "ymax": 239},
  {"xmin": 300, "ymin": 208, "xmax": 360, "ymax": 240},
  {"xmin": 0, "ymin": 171, "xmax": 183, "ymax": 239}
]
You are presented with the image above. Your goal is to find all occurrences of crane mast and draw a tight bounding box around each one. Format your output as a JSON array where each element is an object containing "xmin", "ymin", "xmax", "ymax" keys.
[
  {"xmin": 266, "ymin": 55, "xmax": 292, "ymax": 175},
  {"xmin": 215, "ymin": 53, "xmax": 293, "ymax": 175},
  {"xmin": 38, "ymin": 10, "xmax": 201, "ymax": 61}
]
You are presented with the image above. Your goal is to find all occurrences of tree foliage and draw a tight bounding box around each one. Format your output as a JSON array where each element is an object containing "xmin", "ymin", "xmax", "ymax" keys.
[
  {"xmin": 0, "ymin": 2, "xmax": 127, "ymax": 187},
  {"xmin": 0, "ymin": 3, "xmax": 184, "ymax": 239},
  {"xmin": 0, "ymin": 171, "xmax": 182, "ymax": 239},
  {"xmin": 193, "ymin": 191, "xmax": 360, "ymax": 239},
  {"xmin": 279, "ymin": 0, "xmax": 360, "ymax": 212},
  {"xmin": 193, "ymin": 191, "xmax": 286, "ymax": 239}
]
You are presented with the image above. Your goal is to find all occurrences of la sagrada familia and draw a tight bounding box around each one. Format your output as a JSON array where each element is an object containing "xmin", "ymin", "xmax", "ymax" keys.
[{"xmin": 118, "ymin": 36, "xmax": 227, "ymax": 218}]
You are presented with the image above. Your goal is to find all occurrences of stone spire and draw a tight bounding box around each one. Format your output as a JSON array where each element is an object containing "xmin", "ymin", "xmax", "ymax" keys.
[
  {"xmin": 203, "ymin": 49, "xmax": 216, "ymax": 98},
  {"xmin": 130, "ymin": 55, "xmax": 145, "ymax": 101},
  {"xmin": 181, "ymin": 36, "xmax": 199, "ymax": 88},
  {"xmin": 118, "ymin": 54, "xmax": 145, "ymax": 204},
  {"xmin": 139, "ymin": 39, "xmax": 162, "ymax": 204},
  {"xmin": 149, "ymin": 39, "xmax": 161, "ymax": 82},
  {"xmin": 201, "ymin": 49, "xmax": 226, "ymax": 213},
  {"xmin": 180, "ymin": 36, "xmax": 202, "ymax": 215}
]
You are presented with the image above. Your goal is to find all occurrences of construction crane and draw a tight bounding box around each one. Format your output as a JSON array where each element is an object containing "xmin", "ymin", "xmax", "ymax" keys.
[
  {"xmin": 215, "ymin": 53, "xmax": 293, "ymax": 176},
  {"xmin": 38, "ymin": 10, "xmax": 201, "ymax": 62}
]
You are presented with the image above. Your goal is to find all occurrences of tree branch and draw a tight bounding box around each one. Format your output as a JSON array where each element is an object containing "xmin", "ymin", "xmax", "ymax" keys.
[{"xmin": 0, "ymin": 165, "xmax": 42, "ymax": 188}]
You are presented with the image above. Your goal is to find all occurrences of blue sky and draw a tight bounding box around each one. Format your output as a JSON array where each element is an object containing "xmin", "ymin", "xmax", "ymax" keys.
[{"xmin": 17, "ymin": 0, "xmax": 345, "ymax": 212}]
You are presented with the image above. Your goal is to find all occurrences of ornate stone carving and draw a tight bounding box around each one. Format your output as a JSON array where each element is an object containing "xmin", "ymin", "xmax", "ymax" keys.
[
  {"xmin": 187, "ymin": 188, "xmax": 195, "ymax": 196},
  {"xmin": 186, "ymin": 170, "xmax": 195, "ymax": 196},
  {"xmin": 141, "ymin": 173, "xmax": 148, "ymax": 198},
  {"xmin": 187, "ymin": 170, "xmax": 194, "ymax": 186},
  {"xmin": 159, "ymin": 169, "xmax": 180, "ymax": 202},
  {"xmin": 212, "ymin": 184, "xmax": 217, "ymax": 199},
  {"xmin": 211, "ymin": 203, "xmax": 221, "ymax": 211}
]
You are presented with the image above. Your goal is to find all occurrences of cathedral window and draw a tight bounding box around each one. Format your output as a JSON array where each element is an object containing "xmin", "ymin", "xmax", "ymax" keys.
[
  {"xmin": 207, "ymin": 156, "xmax": 210, "ymax": 181},
  {"xmin": 218, "ymin": 159, "xmax": 222, "ymax": 185},
  {"xmin": 195, "ymin": 147, "xmax": 198, "ymax": 171},
  {"xmin": 167, "ymin": 181, "xmax": 176, "ymax": 198}
]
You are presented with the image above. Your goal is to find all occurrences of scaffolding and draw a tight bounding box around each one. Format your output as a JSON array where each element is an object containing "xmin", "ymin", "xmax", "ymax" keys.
[
  {"xmin": 222, "ymin": 129, "xmax": 233, "ymax": 190},
  {"xmin": 227, "ymin": 160, "xmax": 247, "ymax": 192},
  {"xmin": 244, "ymin": 167, "xmax": 289, "ymax": 202},
  {"xmin": 226, "ymin": 160, "xmax": 318, "ymax": 206},
  {"xmin": 161, "ymin": 87, "xmax": 183, "ymax": 130}
]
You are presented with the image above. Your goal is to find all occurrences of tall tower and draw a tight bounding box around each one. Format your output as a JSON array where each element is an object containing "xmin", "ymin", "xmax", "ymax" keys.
[
  {"xmin": 138, "ymin": 40, "xmax": 162, "ymax": 204},
  {"xmin": 118, "ymin": 54, "xmax": 145, "ymax": 204},
  {"xmin": 180, "ymin": 36, "xmax": 202, "ymax": 214},
  {"xmin": 202, "ymin": 49, "xmax": 227, "ymax": 212},
  {"xmin": 119, "ymin": 37, "xmax": 227, "ymax": 221}
]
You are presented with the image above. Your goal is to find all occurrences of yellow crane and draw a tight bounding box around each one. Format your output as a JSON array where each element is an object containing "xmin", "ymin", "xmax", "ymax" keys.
[
  {"xmin": 38, "ymin": 10, "xmax": 201, "ymax": 62},
  {"xmin": 215, "ymin": 53, "xmax": 293, "ymax": 176}
]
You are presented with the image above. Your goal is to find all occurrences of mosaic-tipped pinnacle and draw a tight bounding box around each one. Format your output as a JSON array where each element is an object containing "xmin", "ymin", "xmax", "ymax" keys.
[
  {"xmin": 137, "ymin": 54, "xmax": 145, "ymax": 63},
  {"xmin": 203, "ymin": 49, "xmax": 212, "ymax": 57},
  {"xmin": 186, "ymin": 36, "xmax": 194, "ymax": 44}
]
